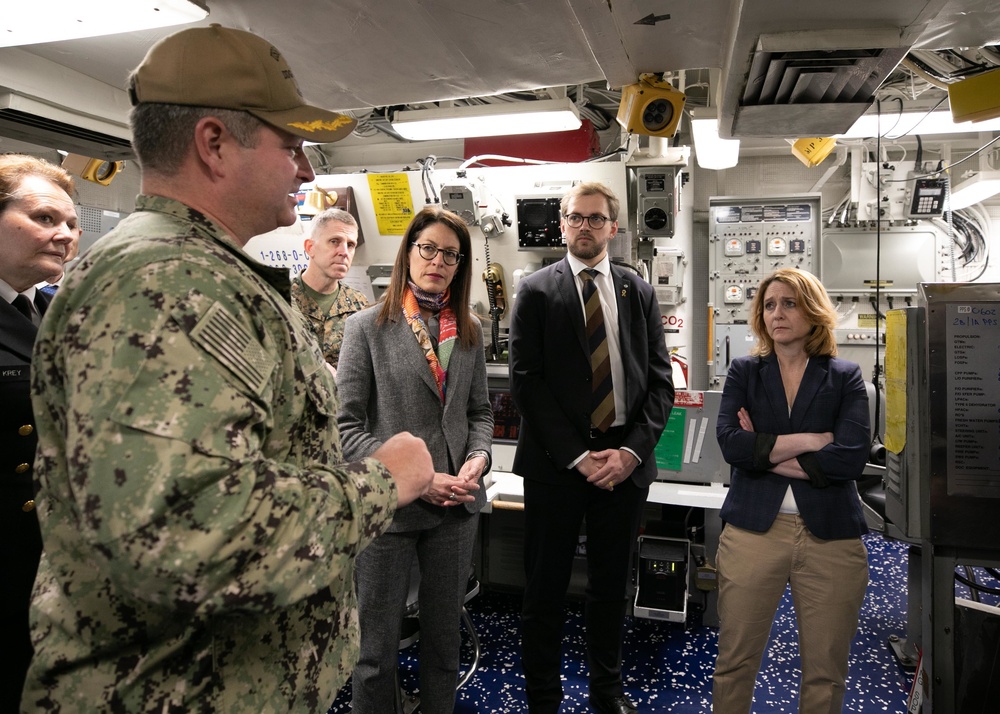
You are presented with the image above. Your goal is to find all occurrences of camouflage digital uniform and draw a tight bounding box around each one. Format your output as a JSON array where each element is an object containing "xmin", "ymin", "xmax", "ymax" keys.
[
  {"xmin": 25, "ymin": 195, "xmax": 397, "ymax": 713},
  {"xmin": 290, "ymin": 274, "xmax": 369, "ymax": 369}
]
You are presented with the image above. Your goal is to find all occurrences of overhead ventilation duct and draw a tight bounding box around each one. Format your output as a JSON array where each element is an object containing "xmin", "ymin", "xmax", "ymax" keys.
[
  {"xmin": 0, "ymin": 92, "xmax": 132, "ymax": 160},
  {"xmin": 721, "ymin": 29, "xmax": 910, "ymax": 139}
]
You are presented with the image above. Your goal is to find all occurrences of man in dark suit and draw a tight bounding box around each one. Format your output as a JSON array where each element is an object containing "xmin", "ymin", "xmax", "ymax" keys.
[{"xmin": 509, "ymin": 181, "xmax": 674, "ymax": 714}]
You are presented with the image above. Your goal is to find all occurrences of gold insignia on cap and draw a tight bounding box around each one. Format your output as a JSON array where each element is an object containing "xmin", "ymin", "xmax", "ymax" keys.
[{"xmin": 287, "ymin": 116, "xmax": 355, "ymax": 133}]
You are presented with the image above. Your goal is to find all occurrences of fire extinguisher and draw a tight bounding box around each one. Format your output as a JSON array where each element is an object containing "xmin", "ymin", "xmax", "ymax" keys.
[{"xmin": 669, "ymin": 348, "xmax": 689, "ymax": 389}]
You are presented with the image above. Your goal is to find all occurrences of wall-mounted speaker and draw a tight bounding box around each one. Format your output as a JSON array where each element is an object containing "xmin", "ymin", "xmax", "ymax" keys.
[
  {"xmin": 61, "ymin": 153, "xmax": 125, "ymax": 186},
  {"xmin": 616, "ymin": 74, "xmax": 686, "ymax": 138}
]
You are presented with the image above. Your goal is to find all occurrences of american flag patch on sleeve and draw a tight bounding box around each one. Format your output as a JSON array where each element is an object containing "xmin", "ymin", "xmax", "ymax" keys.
[{"xmin": 189, "ymin": 301, "xmax": 276, "ymax": 396}]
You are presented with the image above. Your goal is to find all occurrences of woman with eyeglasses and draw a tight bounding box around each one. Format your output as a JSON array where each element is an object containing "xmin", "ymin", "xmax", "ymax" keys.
[{"xmin": 337, "ymin": 206, "xmax": 493, "ymax": 713}]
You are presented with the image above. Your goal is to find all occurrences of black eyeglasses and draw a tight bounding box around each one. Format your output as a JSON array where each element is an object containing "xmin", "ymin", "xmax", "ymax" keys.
[
  {"xmin": 563, "ymin": 213, "xmax": 610, "ymax": 229},
  {"xmin": 412, "ymin": 242, "xmax": 463, "ymax": 265}
]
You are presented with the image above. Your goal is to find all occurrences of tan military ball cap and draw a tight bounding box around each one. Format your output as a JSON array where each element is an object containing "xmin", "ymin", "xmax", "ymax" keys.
[{"xmin": 129, "ymin": 24, "xmax": 357, "ymax": 143}]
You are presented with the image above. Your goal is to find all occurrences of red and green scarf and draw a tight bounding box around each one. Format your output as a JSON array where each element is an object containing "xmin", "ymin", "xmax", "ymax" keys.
[{"xmin": 402, "ymin": 282, "xmax": 457, "ymax": 403}]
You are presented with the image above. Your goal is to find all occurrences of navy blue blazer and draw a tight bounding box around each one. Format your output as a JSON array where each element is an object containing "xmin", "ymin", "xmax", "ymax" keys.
[
  {"xmin": 1, "ymin": 291, "xmax": 51, "ymax": 515},
  {"xmin": 1, "ymin": 290, "xmax": 51, "ymax": 706},
  {"xmin": 509, "ymin": 258, "xmax": 674, "ymax": 488},
  {"xmin": 716, "ymin": 353, "xmax": 870, "ymax": 540}
]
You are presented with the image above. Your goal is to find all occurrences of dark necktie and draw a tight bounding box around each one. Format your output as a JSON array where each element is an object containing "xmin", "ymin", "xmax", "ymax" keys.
[
  {"xmin": 11, "ymin": 294, "xmax": 34, "ymax": 322},
  {"xmin": 581, "ymin": 269, "xmax": 615, "ymax": 432}
]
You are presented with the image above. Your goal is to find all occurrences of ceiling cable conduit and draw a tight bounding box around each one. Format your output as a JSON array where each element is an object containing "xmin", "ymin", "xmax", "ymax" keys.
[{"xmin": 901, "ymin": 58, "xmax": 950, "ymax": 90}]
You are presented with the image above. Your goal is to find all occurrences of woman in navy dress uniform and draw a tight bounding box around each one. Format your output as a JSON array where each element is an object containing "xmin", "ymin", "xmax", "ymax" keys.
[{"xmin": 0, "ymin": 155, "xmax": 78, "ymax": 709}]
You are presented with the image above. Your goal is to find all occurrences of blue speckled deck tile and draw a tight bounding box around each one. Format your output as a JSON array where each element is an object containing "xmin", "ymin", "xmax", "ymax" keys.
[{"xmin": 329, "ymin": 533, "xmax": 995, "ymax": 713}]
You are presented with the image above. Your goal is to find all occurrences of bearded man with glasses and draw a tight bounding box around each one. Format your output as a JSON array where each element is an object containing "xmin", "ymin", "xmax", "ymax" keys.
[{"xmin": 509, "ymin": 181, "xmax": 675, "ymax": 714}]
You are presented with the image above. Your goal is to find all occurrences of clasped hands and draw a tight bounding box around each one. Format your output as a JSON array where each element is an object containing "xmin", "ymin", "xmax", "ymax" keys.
[
  {"xmin": 578, "ymin": 448, "xmax": 637, "ymax": 491},
  {"xmin": 422, "ymin": 456, "xmax": 485, "ymax": 507}
]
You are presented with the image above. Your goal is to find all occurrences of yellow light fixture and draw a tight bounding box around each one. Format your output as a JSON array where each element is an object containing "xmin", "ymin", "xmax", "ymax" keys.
[
  {"xmin": 948, "ymin": 68, "xmax": 1000, "ymax": 124},
  {"xmin": 949, "ymin": 171, "xmax": 1000, "ymax": 210},
  {"xmin": 390, "ymin": 98, "xmax": 582, "ymax": 141},
  {"xmin": 617, "ymin": 74, "xmax": 686, "ymax": 138},
  {"xmin": 791, "ymin": 137, "xmax": 837, "ymax": 167},
  {"xmin": 690, "ymin": 107, "xmax": 740, "ymax": 170},
  {"xmin": 61, "ymin": 153, "xmax": 124, "ymax": 186},
  {"xmin": 0, "ymin": 0, "xmax": 208, "ymax": 48}
]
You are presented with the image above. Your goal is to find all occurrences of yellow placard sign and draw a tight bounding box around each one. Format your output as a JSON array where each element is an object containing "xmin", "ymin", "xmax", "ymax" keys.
[
  {"xmin": 367, "ymin": 173, "xmax": 415, "ymax": 235},
  {"xmin": 884, "ymin": 310, "xmax": 907, "ymax": 454},
  {"xmin": 857, "ymin": 313, "xmax": 885, "ymax": 329}
]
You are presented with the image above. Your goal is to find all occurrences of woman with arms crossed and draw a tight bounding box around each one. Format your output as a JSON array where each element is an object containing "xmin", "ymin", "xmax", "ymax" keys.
[{"xmin": 713, "ymin": 268, "xmax": 871, "ymax": 713}]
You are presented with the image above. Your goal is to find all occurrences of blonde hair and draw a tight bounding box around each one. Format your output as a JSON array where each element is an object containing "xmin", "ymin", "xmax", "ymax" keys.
[
  {"xmin": 749, "ymin": 268, "xmax": 838, "ymax": 357},
  {"xmin": 0, "ymin": 154, "xmax": 76, "ymax": 209},
  {"xmin": 560, "ymin": 181, "xmax": 620, "ymax": 222}
]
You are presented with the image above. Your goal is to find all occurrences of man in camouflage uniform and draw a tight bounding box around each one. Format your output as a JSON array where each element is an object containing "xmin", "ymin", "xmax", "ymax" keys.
[
  {"xmin": 291, "ymin": 207, "xmax": 369, "ymax": 372},
  {"xmin": 24, "ymin": 25, "xmax": 433, "ymax": 713}
]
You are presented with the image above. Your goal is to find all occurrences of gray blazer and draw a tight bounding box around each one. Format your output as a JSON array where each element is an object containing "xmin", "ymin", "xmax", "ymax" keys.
[{"xmin": 337, "ymin": 304, "xmax": 493, "ymax": 532}]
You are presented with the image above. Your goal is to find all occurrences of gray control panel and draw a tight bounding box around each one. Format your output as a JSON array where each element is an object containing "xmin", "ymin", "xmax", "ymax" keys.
[{"xmin": 708, "ymin": 195, "xmax": 821, "ymax": 324}]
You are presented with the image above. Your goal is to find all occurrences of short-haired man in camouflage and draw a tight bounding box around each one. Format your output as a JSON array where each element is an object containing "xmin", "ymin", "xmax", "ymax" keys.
[
  {"xmin": 23, "ymin": 25, "xmax": 433, "ymax": 713},
  {"xmin": 292, "ymin": 208, "xmax": 369, "ymax": 372}
]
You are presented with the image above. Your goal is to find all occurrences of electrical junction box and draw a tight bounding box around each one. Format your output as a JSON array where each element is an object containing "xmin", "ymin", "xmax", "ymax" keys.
[
  {"xmin": 656, "ymin": 285, "xmax": 682, "ymax": 306},
  {"xmin": 634, "ymin": 535, "xmax": 689, "ymax": 623},
  {"xmin": 632, "ymin": 166, "xmax": 677, "ymax": 237},
  {"xmin": 653, "ymin": 247, "xmax": 685, "ymax": 306},
  {"xmin": 441, "ymin": 182, "xmax": 481, "ymax": 225}
]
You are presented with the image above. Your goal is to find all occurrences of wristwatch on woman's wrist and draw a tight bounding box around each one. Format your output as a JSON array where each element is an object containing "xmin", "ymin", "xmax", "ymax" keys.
[{"xmin": 466, "ymin": 449, "xmax": 491, "ymax": 475}]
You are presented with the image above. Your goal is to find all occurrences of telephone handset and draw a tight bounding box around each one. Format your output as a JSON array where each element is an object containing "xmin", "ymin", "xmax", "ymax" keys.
[
  {"xmin": 482, "ymin": 262, "xmax": 506, "ymax": 359},
  {"xmin": 482, "ymin": 263, "xmax": 506, "ymax": 319}
]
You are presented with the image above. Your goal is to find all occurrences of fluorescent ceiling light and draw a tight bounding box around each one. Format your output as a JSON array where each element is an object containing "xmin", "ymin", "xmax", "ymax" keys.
[
  {"xmin": 949, "ymin": 170, "xmax": 1000, "ymax": 209},
  {"xmin": 391, "ymin": 98, "xmax": 582, "ymax": 141},
  {"xmin": 690, "ymin": 108, "xmax": 740, "ymax": 170},
  {"xmin": 836, "ymin": 110, "xmax": 1000, "ymax": 139},
  {"xmin": 0, "ymin": 0, "xmax": 208, "ymax": 48}
]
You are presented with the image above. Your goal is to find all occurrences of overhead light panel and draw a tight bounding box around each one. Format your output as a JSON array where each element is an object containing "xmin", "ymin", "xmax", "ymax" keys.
[
  {"xmin": 836, "ymin": 110, "xmax": 1000, "ymax": 138},
  {"xmin": 690, "ymin": 107, "xmax": 740, "ymax": 170},
  {"xmin": 391, "ymin": 98, "xmax": 582, "ymax": 141},
  {"xmin": 0, "ymin": 0, "xmax": 209, "ymax": 48},
  {"xmin": 949, "ymin": 171, "xmax": 1000, "ymax": 210}
]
